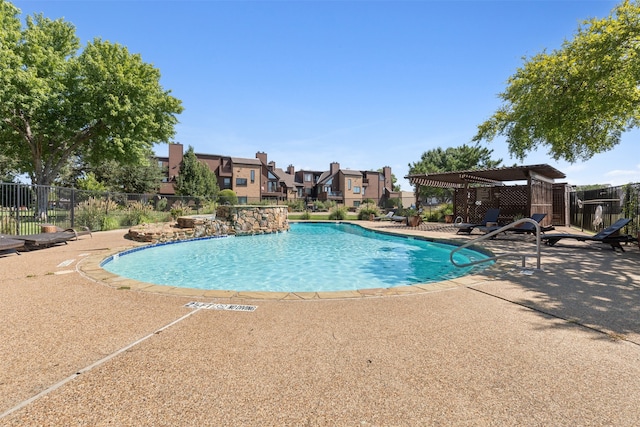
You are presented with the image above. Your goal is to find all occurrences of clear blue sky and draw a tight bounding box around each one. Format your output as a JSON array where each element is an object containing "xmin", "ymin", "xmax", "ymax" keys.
[{"xmin": 13, "ymin": 0, "xmax": 640, "ymax": 190}]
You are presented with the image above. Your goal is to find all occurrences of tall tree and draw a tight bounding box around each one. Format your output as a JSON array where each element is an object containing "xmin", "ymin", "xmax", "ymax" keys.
[
  {"xmin": 174, "ymin": 146, "xmax": 219, "ymax": 201},
  {"xmin": 474, "ymin": 1, "xmax": 640, "ymax": 163},
  {"xmin": 0, "ymin": 1, "xmax": 183, "ymax": 189},
  {"xmin": 408, "ymin": 144, "xmax": 502, "ymax": 203},
  {"xmin": 90, "ymin": 155, "xmax": 164, "ymax": 194}
]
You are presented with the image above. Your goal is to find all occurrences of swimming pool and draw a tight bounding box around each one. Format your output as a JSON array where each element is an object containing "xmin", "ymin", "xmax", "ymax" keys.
[{"xmin": 102, "ymin": 222, "xmax": 492, "ymax": 293}]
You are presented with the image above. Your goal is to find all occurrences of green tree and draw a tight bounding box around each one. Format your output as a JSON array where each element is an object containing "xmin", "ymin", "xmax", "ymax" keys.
[
  {"xmin": 174, "ymin": 146, "xmax": 219, "ymax": 201},
  {"xmin": 76, "ymin": 172, "xmax": 108, "ymax": 194},
  {"xmin": 408, "ymin": 144, "xmax": 502, "ymax": 203},
  {"xmin": 0, "ymin": 1, "xmax": 183, "ymax": 189},
  {"xmin": 474, "ymin": 1, "xmax": 640, "ymax": 163},
  {"xmin": 0, "ymin": 154, "xmax": 18, "ymax": 182},
  {"xmin": 91, "ymin": 155, "xmax": 164, "ymax": 194}
]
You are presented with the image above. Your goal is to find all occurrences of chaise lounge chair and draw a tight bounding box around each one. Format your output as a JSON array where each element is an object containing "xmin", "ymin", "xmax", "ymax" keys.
[
  {"xmin": 454, "ymin": 208, "xmax": 500, "ymax": 234},
  {"xmin": 373, "ymin": 211, "xmax": 396, "ymax": 221},
  {"xmin": 0, "ymin": 236, "xmax": 25, "ymax": 256},
  {"xmin": 480, "ymin": 213, "xmax": 554, "ymax": 236},
  {"xmin": 541, "ymin": 218, "xmax": 636, "ymax": 251},
  {"xmin": 10, "ymin": 226, "xmax": 92, "ymax": 250}
]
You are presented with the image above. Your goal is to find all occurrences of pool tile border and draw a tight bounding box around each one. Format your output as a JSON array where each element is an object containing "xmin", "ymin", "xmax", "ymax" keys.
[{"xmin": 77, "ymin": 222, "xmax": 500, "ymax": 301}]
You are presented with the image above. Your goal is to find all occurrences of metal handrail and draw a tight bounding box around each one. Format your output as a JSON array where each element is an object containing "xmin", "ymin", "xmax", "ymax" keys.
[{"xmin": 450, "ymin": 218, "xmax": 542, "ymax": 270}]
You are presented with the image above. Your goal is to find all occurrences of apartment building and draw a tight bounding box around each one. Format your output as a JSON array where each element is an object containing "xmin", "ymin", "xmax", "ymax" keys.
[{"xmin": 157, "ymin": 143, "xmax": 395, "ymax": 207}]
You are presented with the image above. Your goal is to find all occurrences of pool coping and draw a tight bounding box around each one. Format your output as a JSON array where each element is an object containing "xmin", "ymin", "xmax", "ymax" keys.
[{"xmin": 77, "ymin": 221, "xmax": 501, "ymax": 300}]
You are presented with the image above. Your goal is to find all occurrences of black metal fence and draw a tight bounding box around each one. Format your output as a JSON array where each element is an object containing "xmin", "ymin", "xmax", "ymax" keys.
[
  {"xmin": 0, "ymin": 183, "xmax": 224, "ymax": 236},
  {"xmin": 569, "ymin": 183, "xmax": 640, "ymax": 235}
]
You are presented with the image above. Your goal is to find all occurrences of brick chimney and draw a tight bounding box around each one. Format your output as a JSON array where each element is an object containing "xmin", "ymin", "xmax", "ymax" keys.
[
  {"xmin": 287, "ymin": 164, "xmax": 295, "ymax": 175},
  {"xmin": 256, "ymin": 152, "xmax": 267, "ymax": 165},
  {"xmin": 168, "ymin": 143, "xmax": 184, "ymax": 181},
  {"xmin": 330, "ymin": 162, "xmax": 340, "ymax": 176},
  {"xmin": 383, "ymin": 166, "xmax": 392, "ymax": 189}
]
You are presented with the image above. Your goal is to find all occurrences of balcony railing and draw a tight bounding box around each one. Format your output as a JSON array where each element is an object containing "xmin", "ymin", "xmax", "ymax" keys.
[{"xmin": 318, "ymin": 191, "xmax": 343, "ymax": 201}]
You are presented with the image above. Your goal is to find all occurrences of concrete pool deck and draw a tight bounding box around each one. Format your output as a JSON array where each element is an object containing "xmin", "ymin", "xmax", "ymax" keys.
[{"xmin": 1, "ymin": 223, "xmax": 639, "ymax": 425}]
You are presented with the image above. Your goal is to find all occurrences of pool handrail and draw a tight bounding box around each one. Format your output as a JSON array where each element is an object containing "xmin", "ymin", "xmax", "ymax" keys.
[{"xmin": 450, "ymin": 218, "xmax": 542, "ymax": 270}]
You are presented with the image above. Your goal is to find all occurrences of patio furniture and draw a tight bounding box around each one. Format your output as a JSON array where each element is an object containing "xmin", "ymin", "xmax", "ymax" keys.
[
  {"xmin": 52, "ymin": 225, "xmax": 92, "ymax": 240},
  {"xmin": 0, "ymin": 236, "xmax": 25, "ymax": 256},
  {"xmin": 373, "ymin": 211, "xmax": 395, "ymax": 221},
  {"xmin": 454, "ymin": 208, "xmax": 500, "ymax": 234},
  {"xmin": 10, "ymin": 226, "xmax": 91, "ymax": 249},
  {"xmin": 541, "ymin": 218, "xmax": 636, "ymax": 252},
  {"xmin": 480, "ymin": 213, "xmax": 554, "ymax": 236}
]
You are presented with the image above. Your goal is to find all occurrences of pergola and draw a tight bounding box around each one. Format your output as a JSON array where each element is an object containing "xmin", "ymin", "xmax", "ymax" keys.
[{"xmin": 406, "ymin": 164, "xmax": 567, "ymax": 225}]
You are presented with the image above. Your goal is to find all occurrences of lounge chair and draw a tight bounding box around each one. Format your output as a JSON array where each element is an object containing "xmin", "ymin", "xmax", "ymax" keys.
[
  {"xmin": 480, "ymin": 213, "xmax": 554, "ymax": 236},
  {"xmin": 52, "ymin": 225, "xmax": 92, "ymax": 240},
  {"xmin": 10, "ymin": 226, "xmax": 91, "ymax": 249},
  {"xmin": 391, "ymin": 214, "xmax": 407, "ymax": 223},
  {"xmin": 373, "ymin": 211, "xmax": 395, "ymax": 221},
  {"xmin": 541, "ymin": 218, "xmax": 636, "ymax": 251},
  {"xmin": 0, "ymin": 236, "xmax": 25, "ymax": 256},
  {"xmin": 454, "ymin": 208, "xmax": 500, "ymax": 234}
]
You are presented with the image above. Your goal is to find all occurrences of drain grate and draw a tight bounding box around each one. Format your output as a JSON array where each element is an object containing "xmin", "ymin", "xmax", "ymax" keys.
[{"xmin": 185, "ymin": 301, "xmax": 257, "ymax": 312}]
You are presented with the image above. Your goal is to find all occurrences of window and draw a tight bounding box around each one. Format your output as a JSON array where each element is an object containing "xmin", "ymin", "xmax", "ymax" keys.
[
  {"xmin": 354, "ymin": 201, "xmax": 361, "ymax": 207},
  {"xmin": 379, "ymin": 174, "xmax": 385, "ymax": 181},
  {"xmin": 354, "ymin": 186, "xmax": 361, "ymax": 194},
  {"xmin": 348, "ymin": 179, "xmax": 352, "ymax": 190},
  {"xmin": 223, "ymin": 177, "xmax": 232, "ymax": 189},
  {"xmin": 236, "ymin": 178, "xmax": 247, "ymax": 186},
  {"xmin": 268, "ymin": 181, "xmax": 279, "ymax": 192},
  {"xmin": 237, "ymin": 196, "xmax": 247, "ymax": 204},
  {"xmin": 250, "ymin": 170, "xmax": 255, "ymax": 183},
  {"xmin": 304, "ymin": 173, "xmax": 312, "ymax": 182}
]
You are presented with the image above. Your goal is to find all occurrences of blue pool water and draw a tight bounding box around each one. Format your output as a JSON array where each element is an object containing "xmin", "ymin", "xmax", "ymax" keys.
[{"xmin": 102, "ymin": 222, "xmax": 492, "ymax": 292}]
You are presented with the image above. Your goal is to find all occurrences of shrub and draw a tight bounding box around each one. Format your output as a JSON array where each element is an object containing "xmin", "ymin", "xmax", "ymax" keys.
[
  {"xmin": 75, "ymin": 197, "xmax": 118, "ymax": 231},
  {"xmin": 170, "ymin": 200, "xmax": 192, "ymax": 219},
  {"xmin": 156, "ymin": 197, "xmax": 168, "ymax": 211},
  {"xmin": 0, "ymin": 214, "xmax": 16, "ymax": 234},
  {"xmin": 200, "ymin": 200, "xmax": 218, "ymax": 215},
  {"xmin": 123, "ymin": 201, "xmax": 153, "ymax": 226},
  {"xmin": 328, "ymin": 206, "xmax": 348, "ymax": 220},
  {"xmin": 357, "ymin": 203, "xmax": 380, "ymax": 220},
  {"xmin": 101, "ymin": 215, "xmax": 120, "ymax": 231},
  {"xmin": 300, "ymin": 210, "xmax": 311, "ymax": 220},
  {"xmin": 287, "ymin": 200, "xmax": 305, "ymax": 212},
  {"xmin": 313, "ymin": 200, "xmax": 327, "ymax": 211},
  {"xmin": 218, "ymin": 189, "xmax": 238, "ymax": 205}
]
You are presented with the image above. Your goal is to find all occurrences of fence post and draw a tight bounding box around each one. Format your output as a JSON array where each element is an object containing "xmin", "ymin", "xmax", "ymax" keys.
[
  {"xmin": 15, "ymin": 183, "xmax": 21, "ymax": 235},
  {"xmin": 70, "ymin": 188, "xmax": 76, "ymax": 228}
]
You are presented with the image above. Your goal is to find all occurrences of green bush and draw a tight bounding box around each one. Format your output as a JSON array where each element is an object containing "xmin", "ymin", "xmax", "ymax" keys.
[
  {"xmin": 170, "ymin": 200, "xmax": 192, "ymax": 219},
  {"xmin": 123, "ymin": 201, "xmax": 154, "ymax": 226},
  {"xmin": 0, "ymin": 214, "xmax": 16, "ymax": 234},
  {"xmin": 218, "ymin": 189, "xmax": 238, "ymax": 205},
  {"xmin": 75, "ymin": 197, "xmax": 118, "ymax": 231},
  {"xmin": 300, "ymin": 210, "xmax": 311, "ymax": 220},
  {"xmin": 156, "ymin": 197, "xmax": 168, "ymax": 211},
  {"xmin": 313, "ymin": 200, "xmax": 327, "ymax": 211},
  {"xmin": 101, "ymin": 215, "xmax": 120, "ymax": 231},
  {"xmin": 357, "ymin": 203, "xmax": 380, "ymax": 220},
  {"xmin": 287, "ymin": 200, "xmax": 305, "ymax": 212},
  {"xmin": 328, "ymin": 206, "xmax": 348, "ymax": 220}
]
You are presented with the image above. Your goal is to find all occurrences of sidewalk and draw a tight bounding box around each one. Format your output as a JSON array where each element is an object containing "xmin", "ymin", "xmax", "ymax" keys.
[{"xmin": 1, "ymin": 225, "xmax": 639, "ymax": 425}]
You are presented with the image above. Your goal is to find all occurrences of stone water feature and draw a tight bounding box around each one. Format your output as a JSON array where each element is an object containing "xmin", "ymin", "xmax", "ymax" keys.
[{"xmin": 127, "ymin": 205, "xmax": 289, "ymax": 243}]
